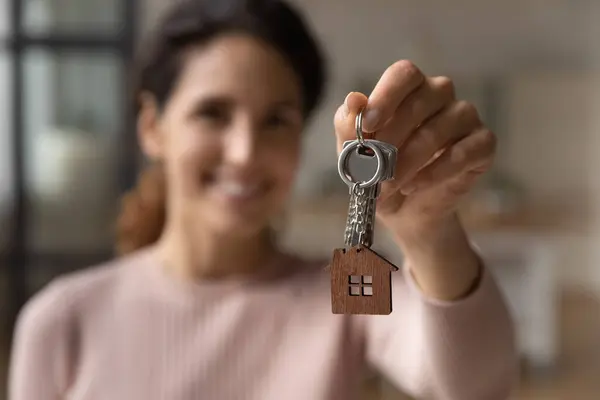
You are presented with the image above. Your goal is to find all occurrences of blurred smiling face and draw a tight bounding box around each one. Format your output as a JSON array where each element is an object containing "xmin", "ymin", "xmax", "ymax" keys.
[{"xmin": 138, "ymin": 34, "xmax": 304, "ymax": 236}]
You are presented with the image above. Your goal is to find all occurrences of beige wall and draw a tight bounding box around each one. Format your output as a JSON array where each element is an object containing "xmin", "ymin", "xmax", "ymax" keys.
[
  {"xmin": 141, "ymin": 0, "xmax": 600, "ymax": 292},
  {"xmin": 501, "ymin": 71, "xmax": 600, "ymax": 291}
]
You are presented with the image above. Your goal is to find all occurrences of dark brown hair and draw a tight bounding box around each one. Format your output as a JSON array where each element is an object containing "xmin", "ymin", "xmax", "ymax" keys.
[{"xmin": 116, "ymin": 0, "xmax": 326, "ymax": 255}]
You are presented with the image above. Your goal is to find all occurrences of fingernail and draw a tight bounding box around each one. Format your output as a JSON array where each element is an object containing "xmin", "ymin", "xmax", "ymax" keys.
[
  {"xmin": 362, "ymin": 108, "xmax": 380, "ymax": 132},
  {"xmin": 341, "ymin": 92, "xmax": 353, "ymax": 118},
  {"xmin": 344, "ymin": 92, "xmax": 353, "ymax": 107},
  {"xmin": 400, "ymin": 183, "xmax": 416, "ymax": 196}
]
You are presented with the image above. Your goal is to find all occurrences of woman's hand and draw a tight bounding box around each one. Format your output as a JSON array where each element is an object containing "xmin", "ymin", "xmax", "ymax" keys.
[{"xmin": 334, "ymin": 60, "xmax": 495, "ymax": 300}]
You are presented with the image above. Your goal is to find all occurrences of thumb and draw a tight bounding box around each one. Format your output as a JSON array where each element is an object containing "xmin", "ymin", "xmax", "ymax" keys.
[{"xmin": 333, "ymin": 92, "xmax": 369, "ymax": 153}]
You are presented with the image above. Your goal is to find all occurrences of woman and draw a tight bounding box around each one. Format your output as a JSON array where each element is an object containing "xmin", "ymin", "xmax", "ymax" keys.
[{"xmin": 9, "ymin": 0, "xmax": 517, "ymax": 399}]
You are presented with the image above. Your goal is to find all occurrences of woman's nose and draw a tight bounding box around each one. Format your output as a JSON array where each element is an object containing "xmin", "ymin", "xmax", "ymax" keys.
[{"xmin": 223, "ymin": 123, "xmax": 259, "ymax": 166}]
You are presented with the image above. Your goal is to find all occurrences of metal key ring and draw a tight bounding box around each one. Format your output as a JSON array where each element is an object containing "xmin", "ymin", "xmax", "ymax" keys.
[
  {"xmin": 338, "ymin": 140, "xmax": 385, "ymax": 189},
  {"xmin": 355, "ymin": 108, "xmax": 366, "ymax": 145}
]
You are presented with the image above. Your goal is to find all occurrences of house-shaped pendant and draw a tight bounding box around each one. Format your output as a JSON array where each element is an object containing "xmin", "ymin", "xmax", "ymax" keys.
[{"xmin": 328, "ymin": 245, "xmax": 399, "ymax": 315}]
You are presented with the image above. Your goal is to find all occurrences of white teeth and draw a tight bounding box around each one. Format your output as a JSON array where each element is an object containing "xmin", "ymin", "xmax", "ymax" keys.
[{"xmin": 219, "ymin": 182, "xmax": 258, "ymax": 197}]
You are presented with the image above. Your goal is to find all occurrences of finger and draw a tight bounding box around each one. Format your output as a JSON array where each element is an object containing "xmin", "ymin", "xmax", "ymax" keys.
[
  {"xmin": 334, "ymin": 92, "xmax": 369, "ymax": 152},
  {"xmin": 376, "ymin": 76, "xmax": 456, "ymax": 147},
  {"xmin": 404, "ymin": 170, "xmax": 483, "ymax": 221},
  {"xmin": 394, "ymin": 100, "xmax": 482, "ymax": 185},
  {"xmin": 400, "ymin": 128, "xmax": 496, "ymax": 195},
  {"xmin": 362, "ymin": 60, "xmax": 425, "ymax": 133}
]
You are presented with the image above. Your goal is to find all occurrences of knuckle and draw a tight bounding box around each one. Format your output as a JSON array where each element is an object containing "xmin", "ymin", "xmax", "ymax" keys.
[
  {"xmin": 456, "ymin": 100, "xmax": 480, "ymax": 122},
  {"xmin": 434, "ymin": 76, "xmax": 455, "ymax": 98},
  {"xmin": 445, "ymin": 179, "xmax": 471, "ymax": 197},
  {"xmin": 418, "ymin": 127, "xmax": 440, "ymax": 150},
  {"xmin": 418, "ymin": 200, "xmax": 454, "ymax": 218},
  {"xmin": 479, "ymin": 129, "xmax": 497, "ymax": 150},
  {"xmin": 406, "ymin": 96, "xmax": 426, "ymax": 120},
  {"xmin": 471, "ymin": 130, "xmax": 497, "ymax": 170},
  {"xmin": 390, "ymin": 59, "xmax": 422, "ymax": 83},
  {"xmin": 450, "ymin": 146, "xmax": 467, "ymax": 164},
  {"xmin": 473, "ymin": 129, "xmax": 497, "ymax": 155}
]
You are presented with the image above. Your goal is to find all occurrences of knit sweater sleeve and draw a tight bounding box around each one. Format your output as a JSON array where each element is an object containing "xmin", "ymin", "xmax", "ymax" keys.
[
  {"xmin": 9, "ymin": 278, "xmax": 77, "ymax": 400},
  {"xmin": 363, "ymin": 264, "xmax": 519, "ymax": 399}
]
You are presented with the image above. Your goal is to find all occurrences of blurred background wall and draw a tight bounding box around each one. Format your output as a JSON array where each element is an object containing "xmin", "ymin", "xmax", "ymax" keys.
[{"xmin": 1, "ymin": 0, "xmax": 600, "ymax": 399}]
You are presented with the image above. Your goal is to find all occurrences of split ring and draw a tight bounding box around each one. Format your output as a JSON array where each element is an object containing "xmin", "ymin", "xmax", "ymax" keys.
[
  {"xmin": 337, "ymin": 140, "xmax": 385, "ymax": 189},
  {"xmin": 355, "ymin": 109, "xmax": 366, "ymax": 145}
]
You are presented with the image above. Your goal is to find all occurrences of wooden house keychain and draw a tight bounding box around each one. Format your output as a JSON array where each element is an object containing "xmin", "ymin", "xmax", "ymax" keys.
[{"xmin": 329, "ymin": 110, "xmax": 400, "ymax": 315}]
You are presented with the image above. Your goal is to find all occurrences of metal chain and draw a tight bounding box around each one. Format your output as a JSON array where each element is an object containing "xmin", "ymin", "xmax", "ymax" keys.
[
  {"xmin": 352, "ymin": 184, "xmax": 366, "ymax": 235},
  {"xmin": 351, "ymin": 183, "xmax": 370, "ymax": 246}
]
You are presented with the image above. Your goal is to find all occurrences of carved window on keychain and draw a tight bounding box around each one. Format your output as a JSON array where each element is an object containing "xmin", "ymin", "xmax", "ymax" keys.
[{"xmin": 349, "ymin": 275, "xmax": 373, "ymax": 296}]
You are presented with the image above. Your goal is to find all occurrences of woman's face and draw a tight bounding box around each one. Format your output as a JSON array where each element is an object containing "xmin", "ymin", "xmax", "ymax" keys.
[{"xmin": 139, "ymin": 34, "xmax": 304, "ymax": 236}]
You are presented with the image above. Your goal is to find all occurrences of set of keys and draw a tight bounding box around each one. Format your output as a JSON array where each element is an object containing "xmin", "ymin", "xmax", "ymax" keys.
[{"xmin": 329, "ymin": 110, "xmax": 400, "ymax": 316}]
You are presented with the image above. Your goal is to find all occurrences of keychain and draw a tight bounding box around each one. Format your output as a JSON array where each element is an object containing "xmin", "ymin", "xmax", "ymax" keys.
[{"xmin": 329, "ymin": 110, "xmax": 399, "ymax": 315}]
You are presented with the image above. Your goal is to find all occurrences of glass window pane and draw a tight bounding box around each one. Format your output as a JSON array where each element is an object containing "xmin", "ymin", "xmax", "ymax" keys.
[
  {"xmin": 0, "ymin": 51, "xmax": 12, "ymax": 255},
  {"xmin": 0, "ymin": 0, "xmax": 9, "ymax": 36},
  {"xmin": 23, "ymin": 0, "xmax": 121, "ymax": 35},
  {"xmin": 23, "ymin": 49, "xmax": 124, "ymax": 254}
]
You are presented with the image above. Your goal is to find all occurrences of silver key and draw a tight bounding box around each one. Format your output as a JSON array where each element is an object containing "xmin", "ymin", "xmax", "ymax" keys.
[{"xmin": 338, "ymin": 138, "xmax": 397, "ymax": 248}]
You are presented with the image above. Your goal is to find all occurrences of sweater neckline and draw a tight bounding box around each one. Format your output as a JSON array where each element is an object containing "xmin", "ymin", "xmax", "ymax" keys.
[{"xmin": 136, "ymin": 244, "xmax": 304, "ymax": 305}]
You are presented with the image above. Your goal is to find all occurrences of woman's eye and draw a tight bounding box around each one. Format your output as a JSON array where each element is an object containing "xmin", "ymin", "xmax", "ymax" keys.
[
  {"xmin": 197, "ymin": 106, "xmax": 228, "ymax": 122},
  {"xmin": 265, "ymin": 114, "xmax": 290, "ymax": 129}
]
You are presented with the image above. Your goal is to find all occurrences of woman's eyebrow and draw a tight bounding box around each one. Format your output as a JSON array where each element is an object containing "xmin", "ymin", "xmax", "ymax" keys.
[{"xmin": 271, "ymin": 99, "xmax": 302, "ymax": 110}]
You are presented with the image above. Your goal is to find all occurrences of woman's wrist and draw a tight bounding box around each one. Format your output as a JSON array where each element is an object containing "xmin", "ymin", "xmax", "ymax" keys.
[{"xmin": 387, "ymin": 213, "xmax": 482, "ymax": 301}]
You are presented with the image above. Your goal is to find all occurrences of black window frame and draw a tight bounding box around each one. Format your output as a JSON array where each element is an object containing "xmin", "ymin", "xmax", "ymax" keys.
[{"xmin": 1, "ymin": 0, "xmax": 140, "ymax": 335}]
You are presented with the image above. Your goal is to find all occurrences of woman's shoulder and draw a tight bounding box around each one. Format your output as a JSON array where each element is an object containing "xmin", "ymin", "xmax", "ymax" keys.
[{"xmin": 15, "ymin": 250, "xmax": 148, "ymax": 336}]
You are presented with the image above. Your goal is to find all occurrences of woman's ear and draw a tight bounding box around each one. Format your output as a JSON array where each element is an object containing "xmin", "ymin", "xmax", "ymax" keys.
[{"xmin": 137, "ymin": 93, "xmax": 165, "ymax": 161}]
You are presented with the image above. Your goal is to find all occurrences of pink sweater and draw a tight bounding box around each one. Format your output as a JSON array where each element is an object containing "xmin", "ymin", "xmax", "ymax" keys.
[{"xmin": 9, "ymin": 246, "xmax": 517, "ymax": 400}]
